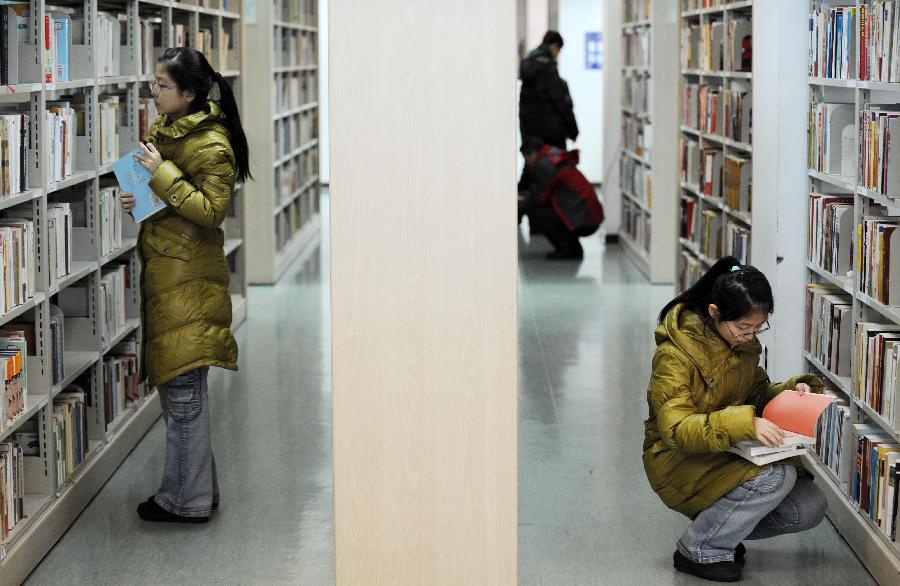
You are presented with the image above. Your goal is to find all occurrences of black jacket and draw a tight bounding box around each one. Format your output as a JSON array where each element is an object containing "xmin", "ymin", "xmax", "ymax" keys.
[{"xmin": 519, "ymin": 45, "xmax": 578, "ymax": 147}]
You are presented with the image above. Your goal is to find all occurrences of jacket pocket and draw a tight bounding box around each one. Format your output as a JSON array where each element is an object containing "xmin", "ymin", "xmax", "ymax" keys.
[{"xmin": 144, "ymin": 231, "xmax": 192, "ymax": 262}]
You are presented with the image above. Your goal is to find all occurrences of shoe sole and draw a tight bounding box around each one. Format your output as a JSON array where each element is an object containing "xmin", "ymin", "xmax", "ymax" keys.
[{"xmin": 673, "ymin": 559, "xmax": 741, "ymax": 583}]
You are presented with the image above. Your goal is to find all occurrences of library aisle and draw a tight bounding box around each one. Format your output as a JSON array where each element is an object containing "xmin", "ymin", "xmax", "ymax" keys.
[{"xmin": 24, "ymin": 195, "xmax": 874, "ymax": 584}]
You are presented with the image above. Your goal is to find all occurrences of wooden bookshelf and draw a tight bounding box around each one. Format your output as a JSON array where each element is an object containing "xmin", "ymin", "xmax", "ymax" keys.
[
  {"xmin": 677, "ymin": 0, "xmax": 754, "ymax": 292},
  {"xmin": 242, "ymin": 0, "xmax": 320, "ymax": 284},
  {"xmin": 803, "ymin": 1, "xmax": 900, "ymax": 582},
  {"xmin": 619, "ymin": 0, "xmax": 679, "ymax": 284},
  {"xmin": 0, "ymin": 0, "xmax": 244, "ymax": 581}
]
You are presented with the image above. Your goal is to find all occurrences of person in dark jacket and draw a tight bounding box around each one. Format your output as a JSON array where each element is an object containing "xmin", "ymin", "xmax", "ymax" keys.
[
  {"xmin": 519, "ymin": 137, "xmax": 604, "ymax": 260},
  {"xmin": 519, "ymin": 31, "xmax": 578, "ymax": 149}
]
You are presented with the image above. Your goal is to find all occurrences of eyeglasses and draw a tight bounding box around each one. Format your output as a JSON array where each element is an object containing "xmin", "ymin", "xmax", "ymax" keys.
[
  {"xmin": 724, "ymin": 320, "xmax": 770, "ymax": 340},
  {"xmin": 147, "ymin": 81, "xmax": 175, "ymax": 96}
]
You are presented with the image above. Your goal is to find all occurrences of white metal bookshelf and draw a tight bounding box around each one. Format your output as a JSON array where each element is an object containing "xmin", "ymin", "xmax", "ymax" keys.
[
  {"xmin": 619, "ymin": 0, "xmax": 678, "ymax": 284},
  {"xmin": 242, "ymin": 0, "xmax": 320, "ymax": 284},
  {"xmin": 677, "ymin": 0, "xmax": 754, "ymax": 293},
  {"xmin": 0, "ymin": 0, "xmax": 244, "ymax": 581},
  {"xmin": 803, "ymin": 1, "xmax": 900, "ymax": 582}
]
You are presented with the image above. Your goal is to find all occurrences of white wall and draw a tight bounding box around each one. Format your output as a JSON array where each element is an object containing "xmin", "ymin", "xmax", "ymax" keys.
[
  {"xmin": 558, "ymin": 0, "xmax": 603, "ymax": 182},
  {"xmin": 526, "ymin": 0, "xmax": 549, "ymax": 50},
  {"xmin": 319, "ymin": 0, "xmax": 329, "ymax": 184},
  {"xmin": 601, "ymin": 0, "xmax": 622, "ymax": 233}
]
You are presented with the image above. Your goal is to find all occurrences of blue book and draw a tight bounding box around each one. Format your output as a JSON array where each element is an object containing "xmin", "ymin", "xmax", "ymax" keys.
[
  {"xmin": 51, "ymin": 12, "xmax": 70, "ymax": 82},
  {"xmin": 111, "ymin": 147, "xmax": 167, "ymax": 222}
]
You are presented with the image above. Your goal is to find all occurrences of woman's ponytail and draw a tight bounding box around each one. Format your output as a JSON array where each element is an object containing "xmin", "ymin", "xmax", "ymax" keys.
[
  {"xmin": 657, "ymin": 256, "xmax": 774, "ymax": 324},
  {"xmin": 213, "ymin": 72, "xmax": 252, "ymax": 184}
]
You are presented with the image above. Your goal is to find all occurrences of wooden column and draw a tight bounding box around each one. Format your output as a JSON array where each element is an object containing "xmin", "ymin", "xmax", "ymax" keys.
[{"xmin": 329, "ymin": 2, "xmax": 518, "ymax": 584}]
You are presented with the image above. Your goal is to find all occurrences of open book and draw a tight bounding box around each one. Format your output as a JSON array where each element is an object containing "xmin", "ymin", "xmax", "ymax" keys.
[
  {"xmin": 728, "ymin": 391, "xmax": 836, "ymax": 466},
  {"xmin": 111, "ymin": 146, "xmax": 167, "ymax": 222}
]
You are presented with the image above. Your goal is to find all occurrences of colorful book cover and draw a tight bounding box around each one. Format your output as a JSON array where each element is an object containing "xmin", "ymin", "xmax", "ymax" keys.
[{"xmin": 111, "ymin": 147, "xmax": 167, "ymax": 222}]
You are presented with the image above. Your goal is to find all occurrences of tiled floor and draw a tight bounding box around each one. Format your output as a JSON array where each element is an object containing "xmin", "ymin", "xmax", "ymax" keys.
[{"xmin": 25, "ymin": 201, "xmax": 876, "ymax": 585}]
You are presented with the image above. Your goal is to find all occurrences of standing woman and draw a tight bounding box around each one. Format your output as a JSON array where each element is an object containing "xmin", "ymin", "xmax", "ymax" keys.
[{"xmin": 121, "ymin": 47, "xmax": 251, "ymax": 522}]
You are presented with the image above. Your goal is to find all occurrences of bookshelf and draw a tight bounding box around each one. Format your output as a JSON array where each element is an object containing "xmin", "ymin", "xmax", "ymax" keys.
[
  {"xmin": 677, "ymin": 0, "xmax": 754, "ymax": 293},
  {"xmin": 0, "ymin": 0, "xmax": 244, "ymax": 582},
  {"xmin": 804, "ymin": 1, "xmax": 900, "ymax": 582},
  {"xmin": 242, "ymin": 0, "xmax": 320, "ymax": 284},
  {"xmin": 619, "ymin": 0, "xmax": 678, "ymax": 284}
]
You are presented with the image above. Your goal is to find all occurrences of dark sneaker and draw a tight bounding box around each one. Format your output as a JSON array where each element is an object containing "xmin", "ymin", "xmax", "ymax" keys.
[
  {"xmin": 673, "ymin": 550, "xmax": 742, "ymax": 582},
  {"xmin": 137, "ymin": 497, "xmax": 210, "ymax": 523}
]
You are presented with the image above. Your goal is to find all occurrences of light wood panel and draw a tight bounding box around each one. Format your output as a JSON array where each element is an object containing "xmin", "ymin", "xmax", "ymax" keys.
[{"xmin": 329, "ymin": 2, "xmax": 518, "ymax": 584}]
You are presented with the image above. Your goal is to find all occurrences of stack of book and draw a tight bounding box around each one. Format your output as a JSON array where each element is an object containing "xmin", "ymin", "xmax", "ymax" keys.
[
  {"xmin": 858, "ymin": 218, "xmax": 900, "ymax": 305},
  {"xmin": 99, "ymin": 96, "xmax": 121, "ymax": 166},
  {"xmin": 808, "ymin": 194, "xmax": 853, "ymax": 277},
  {"xmin": 98, "ymin": 187, "xmax": 123, "ymax": 256},
  {"xmin": 99, "ymin": 264, "xmax": 127, "ymax": 348},
  {"xmin": 861, "ymin": 107, "xmax": 900, "ymax": 196},
  {"xmin": 726, "ymin": 16, "xmax": 752, "ymax": 72},
  {"xmin": 46, "ymin": 103, "xmax": 76, "ymax": 183},
  {"xmin": 0, "ymin": 219, "xmax": 35, "ymax": 314},
  {"xmin": 723, "ymin": 154, "xmax": 750, "ymax": 212},
  {"xmin": 699, "ymin": 209, "xmax": 723, "ymax": 258},
  {"xmin": 678, "ymin": 250, "xmax": 701, "ymax": 292},
  {"xmin": 52, "ymin": 389, "xmax": 87, "ymax": 487},
  {"xmin": 0, "ymin": 113, "xmax": 30, "ymax": 197},
  {"xmin": 703, "ymin": 147, "xmax": 723, "ymax": 199},
  {"xmin": 808, "ymin": 102, "xmax": 854, "ymax": 177},
  {"xmin": 701, "ymin": 19, "xmax": 724, "ymax": 71},
  {"xmin": 814, "ymin": 391, "xmax": 853, "ymax": 488},
  {"xmin": 855, "ymin": 322, "xmax": 900, "ymax": 426},
  {"xmin": 806, "ymin": 283, "xmax": 853, "ymax": 378},
  {"xmin": 725, "ymin": 220, "xmax": 750, "ymax": 265},
  {"xmin": 849, "ymin": 423, "xmax": 900, "ymax": 540},
  {"xmin": 0, "ymin": 329, "xmax": 26, "ymax": 431},
  {"xmin": 94, "ymin": 12, "xmax": 121, "ymax": 78},
  {"xmin": 699, "ymin": 85, "xmax": 721, "ymax": 135},
  {"xmin": 682, "ymin": 22, "xmax": 701, "ymax": 70},
  {"xmin": 681, "ymin": 137, "xmax": 701, "ymax": 189},
  {"xmin": 0, "ymin": 439, "xmax": 24, "ymax": 539},
  {"xmin": 103, "ymin": 336, "xmax": 142, "ymax": 425},
  {"xmin": 808, "ymin": 5, "xmax": 857, "ymax": 80},
  {"xmin": 724, "ymin": 86, "xmax": 751, "ymax": 144},
  {"xmin": 137, "ymin": 99, "xmax": 158, "ymax": 142},
  {"xmin": 858, "ymin": 2, "xmax": 900, "ymax": 82}
]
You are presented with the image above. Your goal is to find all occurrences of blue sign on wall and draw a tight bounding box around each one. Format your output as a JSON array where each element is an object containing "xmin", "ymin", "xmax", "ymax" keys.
[{"xmin": 585, "ymin": 31, "xmax": 602, "ymax": 70}]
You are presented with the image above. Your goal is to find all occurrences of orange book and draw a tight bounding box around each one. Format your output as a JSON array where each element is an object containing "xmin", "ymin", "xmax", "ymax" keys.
[{"xmin": 762, "ymin": 390, "xmax": 837, "ymax": 437}]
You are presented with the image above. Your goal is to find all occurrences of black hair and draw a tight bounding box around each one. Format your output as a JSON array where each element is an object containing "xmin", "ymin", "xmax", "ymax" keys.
[
  {"xmin": 543, "ymin": 31, "xmax": 564, "ymax": 48},
  {"xmin": 158, "ymin": 47, "xmax": 252, "ymax": 183},
  {"xmin": 658, "ymin": 256, "xmax": 774, "ymax": 325},
  {"xmin": 520, "ymin": 136, "xmax": 545, "ymax": 156}
]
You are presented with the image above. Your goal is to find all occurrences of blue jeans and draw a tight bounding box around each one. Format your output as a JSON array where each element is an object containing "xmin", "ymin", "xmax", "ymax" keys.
[
  {"xmin": 678, "ymin": 464, "xmax": 827, "ymax": 563},
  {"xmin": 154, "ymin": 367, "xmax": 219, "ymax": 517}
]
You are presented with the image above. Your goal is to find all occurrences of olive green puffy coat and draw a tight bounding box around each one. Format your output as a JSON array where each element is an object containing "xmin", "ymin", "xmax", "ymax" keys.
[
  {"xmin": 139, "ymin": 101, "xmax": 238, "ymax": 386},
  {"xmin": 642, "ymin": 305, "xmax": 822, "ymax": 518}
]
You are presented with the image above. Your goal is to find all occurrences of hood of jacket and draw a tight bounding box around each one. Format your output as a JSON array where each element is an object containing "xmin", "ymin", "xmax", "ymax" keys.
[
  {"xmin": 654, "ymin": 304, "xmax": 762, "ymax": 384},
  {"xmin": 540, "ymin": 145, "xmax": 580, "ymax": 167},
  {"xmin": 520, "ymin": 45, "xmax": 556, "ymax": 83},
  {"xmin": 151, "ymin": 100, "xmax": 228, "ymax": 142}
]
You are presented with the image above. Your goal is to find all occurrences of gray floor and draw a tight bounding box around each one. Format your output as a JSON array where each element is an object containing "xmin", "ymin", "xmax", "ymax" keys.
[{"xmin": 25, "ymin": 204, "xmax": 875, "ymax": 585}]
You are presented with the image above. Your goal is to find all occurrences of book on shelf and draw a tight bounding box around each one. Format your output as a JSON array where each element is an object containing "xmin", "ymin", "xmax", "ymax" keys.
[
  {"xmin": 726, "ymin": 16, "xmax": 752, "ymax": 73},
  {"xmin": 703, "ymin": 147, "xmax": 723, "ymax": 199},
  {"xmin": 681, "ymin": 137, "xmax": 701, "ymax": 189},
  {"xmin": 112, "ymin": 147, "xmax": 167, "ymax": 222},
  {"xmin": 723, "ymin": 154, "xmax": 750, "ymax": 213},
  {"xmin": 98, "ymin": 187, "xmax": 123, "ymax": 256},
  {"xmin": 682, "ymin": 22, "xmax": 701, "ymax": 70},
  {"xmin": 805, "ymin": 283, "xmax": 853, "ymax": 378},
  {"xmin": 699, "ymin": 85, "xmax": 721, "ymax": 135},
  {"xmin": 50, "ymin": 10, "xmax": 70, "ymax": 83},
  {"xmin": 680, "ymin": 196, "xmax": 697, "ymax": 241},
  {"xmin": 808, "ymin": 193, "xmax": 853, "ymax": 278},
  {"xmin": 700, "ymin": 209, "xmax": 723, "ymax": 259},
  {"xmin": 860, "ymin": 107, "xmax": 900, "ymax": 197},
  {"xmin": 808, "ymin": 5, "xmax": 857, "ymax": 80},
  {"xmin": 46, "ymin": 103, "xmax": 77, "ymax": 182},
  {"xmin": 99, "ymin": 264, "xmax": 127, "ymax": 348},
  {"xmin": 0, "ymin": 218, "xmax": 35, "ymax": 312},
  {"xmin": 814, "ymin": 391, "xmax": 853, "ymax": 487},
  {"xmin": 855, "ymin": 322, "xmax": 900, "ymax": 427},
  {"xmin": 139, "ymin": 19, "xmax": 162, "ymax": 76},
  {"xmin": 99, "ymin": 96, "xmax": 121, "ymax": 166},
  {"xmin": 0, "ymin": 440, "xmax": 24, "ymax": 539},
  {"xmin": 137, "ymin": 99, "xmax": 159, "ymax": 142},
  {"xmin": 847, "ymin": 424, "xmax": 900, "ymax": 541},
  {"xmin": 728, "ymin": 391, "xmax": 836, "ymax": 465},
  {"xmin": 0, "ymin": 5, "xmax": 21, "ymax": 85},
  {"xmin": 684, "ymin": 82, "xmax": 699, "ymax": 128},
  {"xmin": 724, "ymin": 85, "xmax": 751, "ymax": 144},
  {"xmin": 0, "ymin": 341, "xmax": 24, "ymax": 433},
  {"xmin": 808, "ymin": 102, "xmax": 854, "ymax": 177},
  {"xmin": 858, "ymin": 217, "xmax": 900, "ymax": 305},
  {"xmin": 5, "ymin": 205, "xmax": 70, "ymax": 288},
  {"xmin": 174, "ymin": 24, "xmax": 187, "ymax": 48},
  {"xmin": 858, "ymin": 2, "xmax": 900, "ymax": 82},
  {"xmin": 104, "ymin": 335, "xmax": 143, "ymax": 425},
  {"xmin": 679, "ymin": 249, "xmax": 702, "ymax": 293},
  {"xmin": 0, "ymin": 113, "xmax": 30, "ymax": 197},
  {"xmin": 701, "ymin": 19, "xmax": 724, "ymax": 71},
  {"xmin": 53, "ymin": 388, "xmax": 87, "ymax": 486},
  {"xmin": 725, "ymin": 219, "xmax": 750, "ymax": 265}
]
